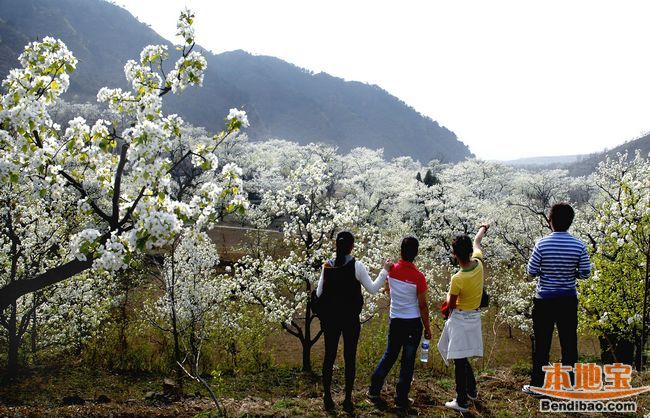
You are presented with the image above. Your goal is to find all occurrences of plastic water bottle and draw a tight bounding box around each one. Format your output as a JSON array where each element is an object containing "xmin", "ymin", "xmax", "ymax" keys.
[{"xmin": 420, "ymin": 339, "xmax": 429, "ymax": 363}]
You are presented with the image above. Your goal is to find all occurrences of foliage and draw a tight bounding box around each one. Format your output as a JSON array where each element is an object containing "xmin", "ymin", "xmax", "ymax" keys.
[
  {"xmin": 579, "ymin": 152, "xmax": 650, "ymax": 346},
  {"xmin": 231, "ymin": 145, "xmax": 391, "ymax": 371},
  {"xmin": 1, "ymin": 0, "xmax": 648, "ymax": 394},
  {"xmin": 0, "ymin": 7, "xmax": 247, "ymax": 379}
]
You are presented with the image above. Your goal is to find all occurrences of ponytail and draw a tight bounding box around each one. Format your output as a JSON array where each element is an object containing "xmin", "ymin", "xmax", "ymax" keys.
[{"xmin": 334, "ymin": 231, "xmax": 354, "ymax": 267}]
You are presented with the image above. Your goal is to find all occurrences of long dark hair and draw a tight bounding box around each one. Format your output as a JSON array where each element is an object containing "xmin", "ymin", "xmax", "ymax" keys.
[{"xmin": 334, "ymin": 231, "xmax": 354, "ymax": 267}]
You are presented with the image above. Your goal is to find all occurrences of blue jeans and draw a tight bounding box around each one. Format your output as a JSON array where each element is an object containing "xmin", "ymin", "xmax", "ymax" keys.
[{"xmin": 369, "ymin": 317, "xmax": 423, "ymax": 405}]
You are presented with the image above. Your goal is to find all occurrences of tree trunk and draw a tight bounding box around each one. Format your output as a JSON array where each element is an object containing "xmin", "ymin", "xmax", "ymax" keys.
[
  {"xmin": 118, "ymin": 287, "xmax": 129, "ymax": 366},
  {"xmin": 302, "ymin": 304, "xmax": 313, "ymax": 373},
  {"xmin": 600, "ymin": 334, "xmax": 635, "ymax": 365},
  {"xmin": 30, "ymin": 294, "xmax": 37, "ymax": 355},
  {"xmin": 6, "ymin": 302, "xmax": 19, "ymax": 379},
  {"xmin": 301, "ymin": 338, "xmax": 312, "ymax": 374},
  {"xmin": 168, "ymin": 249, "xmax": 184, "ymax": 390},
  {"xmin": 171, "ymin": 306, "xmax": 183, "ymax": 388},
  {"xmin": 635, "ymin": 331, "xmax": 643, "ymax": 371}
]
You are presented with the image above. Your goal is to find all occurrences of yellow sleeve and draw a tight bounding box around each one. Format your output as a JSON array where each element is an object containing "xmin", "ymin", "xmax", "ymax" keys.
[
  {"xmin": 449, "ymin": 274, "xmax": 461, "ymax": 296},
  {"xmin": 472, "ymin": 249, "xmax": 484, "ymax": 262}
]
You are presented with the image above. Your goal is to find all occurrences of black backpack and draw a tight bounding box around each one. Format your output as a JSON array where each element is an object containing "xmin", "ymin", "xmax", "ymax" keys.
[{"xmin": 311, "ymin": 258, "xmax": 362, "ymax": 317}]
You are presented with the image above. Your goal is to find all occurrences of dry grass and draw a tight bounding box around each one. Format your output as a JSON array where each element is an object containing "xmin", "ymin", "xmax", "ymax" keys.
[{"xmin": 1, "ymin": 310, "xmax": 647, "ymax": 417}]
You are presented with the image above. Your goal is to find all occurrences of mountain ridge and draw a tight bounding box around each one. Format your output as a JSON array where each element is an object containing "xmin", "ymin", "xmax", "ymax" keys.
[
  {"xmin": 498, "ymin": 134, "xmax": 650, "ymax": 175},
  {"xmin": 566, "ymin": 133, "xmax": 650, "ymax": 176},
  {"xmin": 0, "ymin": 0, "xmax": 472, "ymax": 163}
]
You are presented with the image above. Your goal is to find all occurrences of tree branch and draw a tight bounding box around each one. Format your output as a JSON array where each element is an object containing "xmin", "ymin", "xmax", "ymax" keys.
[
  {"xmin": 0, "ymin": 258, "xmax": 94, "ymax": 312},
  {"xmin": 119, "ymin": 186, "xmax": 146, "ymax": 228},
  {"xmin": 281, "ymin": 322, "xmax": 302, "ymax": 340},
  {"xmin": 310, "ymin": 329, "xmax": 323, "ymax": 346},
  {"xmin": 111, "ymin": 143, "xmax": 130, "ymax": 227},
  {"xmin": 59, "ymin": 171, "xmax": 112, "ymax": 224}
]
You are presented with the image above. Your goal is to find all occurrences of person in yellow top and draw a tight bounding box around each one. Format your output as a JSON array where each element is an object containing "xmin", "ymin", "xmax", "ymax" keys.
[
  {"xmin": 438, "ymin": 224, "xmax": 489, "ymax": 413},
  {"xmin": 449, "ymin": 247, "xmax": 484, "ymax": 311}
]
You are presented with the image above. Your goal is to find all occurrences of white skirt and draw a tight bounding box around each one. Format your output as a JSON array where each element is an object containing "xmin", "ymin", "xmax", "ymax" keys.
[{"xmin": 437, "ymin": 309, "xmax": 483, "ymax": 365}]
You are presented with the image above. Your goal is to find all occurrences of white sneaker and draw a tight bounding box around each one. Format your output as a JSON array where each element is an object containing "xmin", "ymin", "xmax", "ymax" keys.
[
  {"xmin": 522, "ymin": 385, "xmax": 544, "ymax": 398},
  {"xmin": 445, "ymin": 399, "xmax": 469, "ymax": 412},
  {"xmin": 468, "ymin": 390, "xmax": 478, "ymax": 401}
]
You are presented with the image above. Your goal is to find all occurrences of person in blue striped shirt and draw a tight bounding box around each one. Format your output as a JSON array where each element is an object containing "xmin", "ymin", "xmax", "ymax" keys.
[{"xmin": 522, "ymin": 203, "xmax": 591, "ymax": 396}]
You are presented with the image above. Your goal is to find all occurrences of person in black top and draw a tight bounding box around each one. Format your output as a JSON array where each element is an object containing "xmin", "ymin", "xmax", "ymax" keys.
[{"xmin": 316, "ymin": 231, "xmax": 390, "ymax": 413}]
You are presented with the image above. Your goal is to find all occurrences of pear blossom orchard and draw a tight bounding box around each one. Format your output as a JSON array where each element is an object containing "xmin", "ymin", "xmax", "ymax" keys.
[{"xmin": 0, "ymin": 8, "xmax": 649, "ymax": 416}]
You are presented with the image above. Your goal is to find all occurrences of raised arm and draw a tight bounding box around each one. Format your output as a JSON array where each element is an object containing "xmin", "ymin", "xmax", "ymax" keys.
[
  {"xmin": 355, "ymin": 260, "xmax": 391, "ymax": 295},
  {"xmin": 474, "ymin": 223, "xmax": 489, "ymax": 251}
]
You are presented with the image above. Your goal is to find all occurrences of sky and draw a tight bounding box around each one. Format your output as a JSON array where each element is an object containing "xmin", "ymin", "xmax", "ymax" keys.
[{"xmin": 113, "ymin": 0, "xmax": 650, "ymax": 161}]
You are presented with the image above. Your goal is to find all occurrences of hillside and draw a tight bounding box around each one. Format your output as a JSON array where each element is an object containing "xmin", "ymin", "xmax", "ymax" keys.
[
  {"xmin": 567, "ymin": 133, "xmax": 650, "ymax": 176},
  {"xmin": 500, "ymin": 135, "xmax": 650, "ymax": 175},
  {"xmin": 504, "ymin": 155, "xmax": 581, "ymax": 167},
  {"xmin": 0, "ymin": 0, "xmax": 472, "ymax": 163}
]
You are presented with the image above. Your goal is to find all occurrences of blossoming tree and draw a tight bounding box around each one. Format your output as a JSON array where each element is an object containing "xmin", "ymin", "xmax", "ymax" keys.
[
  {"xmin": 232, "ymin": 148, "xmax": 386, "ymax": 372},
  {"xmin": 0, "ymin": 9, "xmax": 247, "ymax": 376},
  {"xmin": 143, "ymin": 230, "xmax": 237, "ymax": 413},
  {"xmin": 578, "ymin": 152, "xmax": 650, "ymax": 366}
]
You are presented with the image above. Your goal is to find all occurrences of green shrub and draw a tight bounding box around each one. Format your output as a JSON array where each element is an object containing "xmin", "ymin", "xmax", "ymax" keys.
[{"xmin": 357, "ymin": 312, "xmax": 390, "ymax": 377}]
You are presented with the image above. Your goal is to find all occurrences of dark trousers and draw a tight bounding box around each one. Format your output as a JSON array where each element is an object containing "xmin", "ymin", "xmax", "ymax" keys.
[
  {"xmin": 369, "ymin": 318, "xmax": 423, "ymax": 405},
  {"xmin": 454, "ymin": 358, "xmax": 476, "ymax": 406},
  {"xmin": 531, "ymin": 297, "xmax": 578, "ymax": 386},
  {"xmin": 322, "ymin": 315, "xmax": 361, "ymax": 401}
]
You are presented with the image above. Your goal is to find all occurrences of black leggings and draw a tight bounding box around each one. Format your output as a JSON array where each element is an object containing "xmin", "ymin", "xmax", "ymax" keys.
[
  {"xmin": 454, "ymin": 358, "xmax": 476, "ymax": 406},
  {"xmin": 321, "ymin": 315, "xmax": 361, "ymax": 400}
]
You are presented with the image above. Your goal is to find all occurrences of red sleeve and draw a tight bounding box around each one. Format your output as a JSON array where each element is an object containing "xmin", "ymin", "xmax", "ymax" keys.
[{"xmin": 417, "ymin": 272, "xmax": 427, "ymax": 294}]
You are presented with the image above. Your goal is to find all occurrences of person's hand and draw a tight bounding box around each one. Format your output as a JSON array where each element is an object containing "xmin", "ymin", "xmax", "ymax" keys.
[
  {"xmin": 382, "ymin": 281, "xmax": 391, "ymax": 294},
  {"xmin": 424, "ymin": 328, "xmax": 432, "ymax": 340},
  {"xmin": 480, "ymin": 223, "xmax": 490, "ymax": 233},
  {"xmin": 383, "ymin": 259, "xmax": 394, "ymax": 271}
]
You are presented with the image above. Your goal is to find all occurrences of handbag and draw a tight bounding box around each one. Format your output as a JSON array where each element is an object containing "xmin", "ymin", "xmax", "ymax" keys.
[
  {"xmin": 310, "ymin": 289, "xmax": 323, "ymax": 316},
  {"xmin": 440, "ymin": 300, "xmax": 450, "ymax": 319},
  {"xmin": 480, "ymin": 288, "xmax": 490, "ymax": 308},
  {"xmin": 310, "ymin": 262, "xmax": 328, "ymax": 316}
]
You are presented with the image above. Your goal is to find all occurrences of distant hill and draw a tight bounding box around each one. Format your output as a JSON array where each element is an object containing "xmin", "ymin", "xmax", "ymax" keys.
[
  {"xmin": 501, "ymin": 135, "xmax": 650, "ymax": 175},
  {"xmin": 0, "ymin": 0, "xmax": 472, "ymax": 163},
  {"xmin": 504, "ymin": 155, "xmax": 582, "ymax": 167},
  {"xmin": 566, "ymin": 133, "xmax": 650, "ymax": 176}
]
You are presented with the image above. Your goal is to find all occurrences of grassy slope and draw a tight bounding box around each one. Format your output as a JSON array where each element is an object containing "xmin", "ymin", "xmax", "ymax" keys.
[
  {"xmin": 1, "ymin": 362, "xmax": 649, "ymax": 417},
  {"xmin": 0, "ymin": 227, "xmax": 646, "ymax": 416},
  {"xmin": 1, "ymin": 307, "xmax": 647, "ymax": 417}
]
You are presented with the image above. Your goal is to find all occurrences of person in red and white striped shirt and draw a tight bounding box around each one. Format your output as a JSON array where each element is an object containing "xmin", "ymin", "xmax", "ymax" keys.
[{"xmin": 367, "ymin": 236, "xmax": 432, "ymax": 410}]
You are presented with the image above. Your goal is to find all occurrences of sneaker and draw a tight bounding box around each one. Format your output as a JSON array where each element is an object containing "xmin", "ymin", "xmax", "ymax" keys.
[
  {"xmin": 445, "ymin": 399, "xmax": 469, "ymax": 412},
  {"xmin": 468, "ymin": 390, "xmax": 478, "ymax": 401},
  {"xmin": 342, "ymin": 398, "xmax": 354, "ymax": 413},
  {"xmin": 522, "ymin": 384, "xmax": 544, "ymax": 398}
]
